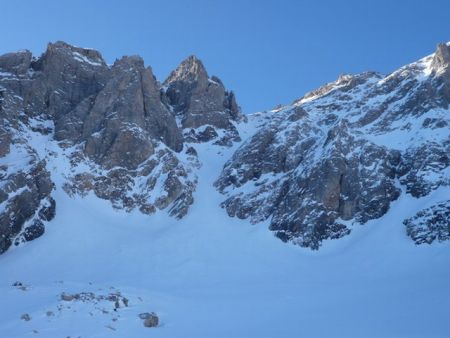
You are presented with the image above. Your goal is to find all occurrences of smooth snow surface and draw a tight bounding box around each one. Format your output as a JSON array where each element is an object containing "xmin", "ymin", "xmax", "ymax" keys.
[{"xmin": 1, "ymin": 122, "xmax": 450, "ymax": 338}]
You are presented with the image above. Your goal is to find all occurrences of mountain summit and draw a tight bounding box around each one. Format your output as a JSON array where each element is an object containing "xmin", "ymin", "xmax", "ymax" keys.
[{"xmin": 164, "ymin": 55, "xmax": 209, "ymax": 84}]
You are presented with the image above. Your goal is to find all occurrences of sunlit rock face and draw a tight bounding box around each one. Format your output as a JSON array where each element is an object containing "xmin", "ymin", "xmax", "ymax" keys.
[{"xmin": 163, "ymin": 55, "xmax": 244, "ymax": 146}]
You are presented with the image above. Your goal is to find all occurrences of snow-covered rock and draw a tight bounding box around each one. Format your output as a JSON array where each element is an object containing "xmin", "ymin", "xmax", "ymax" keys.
[
  {"xmin": 404, "ymin": 200, "xmax": 450, "ymax": 244},
  {"xmin": 216, "ymin": 42, "xmax": 450, "ymax": 249}
]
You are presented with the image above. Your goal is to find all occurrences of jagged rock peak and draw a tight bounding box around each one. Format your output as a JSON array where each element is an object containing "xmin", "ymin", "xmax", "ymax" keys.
[
  {"xmin": 431, "ymin": 42, "xmax": 450, "ymax": 73},
  {"xmin": 112, "ymin": 55, "xmax": 145, "ymax": 69},
  {"xmin": 162, "ymin": 54, "xmax": 243, "ymax": 142},
  {"xmin": 164, "ymin": 55, "xmax": 208, "ymax": 84},
  {"xmin": 33, "ymin": 41, "xmax": 107, "ymax": 69}
]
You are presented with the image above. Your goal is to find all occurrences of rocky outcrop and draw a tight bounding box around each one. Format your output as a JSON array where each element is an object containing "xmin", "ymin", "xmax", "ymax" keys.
[
  {"xmin": 0, "ymin": 159, "xmax": 54, "ymax": 253},
  {"xmin": 431, "ymin": 43, "xmax": 450, "ymax": 73},
  {"xmin": 404, "ymin": 200, "xmax": 450, "ymax": 245},
  {"xmin": 398, "ymin": 142, "xmax": 450, "ymax": 198},
  {"xmin": 64, "ymin": 145, "xmax": 198, "ymax": 219},
  {"xmin": 216, "ymin": 108, "xmax": 401, "ymax": 249}
]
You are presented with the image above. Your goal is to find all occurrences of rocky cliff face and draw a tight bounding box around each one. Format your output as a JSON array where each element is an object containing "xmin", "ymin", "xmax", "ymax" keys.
[
  {"xmin": 0, "ymin": 41, "xmax": 242, "ymax": 253},
  {"xmin": 1, "ymin": 41, "xmax": 449, "ymax": 254},
  {"xmin": 216, "ymin": 42, "xmax": 450, "ymax": 249}
]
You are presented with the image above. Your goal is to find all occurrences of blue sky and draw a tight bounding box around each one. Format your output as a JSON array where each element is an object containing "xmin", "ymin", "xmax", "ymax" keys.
[{"xmin": 1, "ymin": 0, "xmax": 449, "ymax": 112}]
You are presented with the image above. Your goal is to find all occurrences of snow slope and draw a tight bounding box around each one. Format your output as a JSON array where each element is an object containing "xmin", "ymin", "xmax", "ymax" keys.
[{"xmin": 1, "ymin": 119, "xmax": 450, "ymax": 338}]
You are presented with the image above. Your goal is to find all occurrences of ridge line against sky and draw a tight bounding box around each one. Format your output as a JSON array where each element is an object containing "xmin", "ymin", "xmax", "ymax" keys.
[{"xmin": 1, "ymin": 0, "xmax": 449, "ymax": 113}]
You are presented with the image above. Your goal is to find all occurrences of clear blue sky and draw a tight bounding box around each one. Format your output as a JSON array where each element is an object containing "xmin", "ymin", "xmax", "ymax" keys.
[{"xmin": 1, "ymin": 0, "xmax": 449, "ymax": 112}]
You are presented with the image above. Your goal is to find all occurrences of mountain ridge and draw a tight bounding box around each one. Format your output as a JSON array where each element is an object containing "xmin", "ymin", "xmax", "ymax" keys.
[{"xmin": 1, "ymin": 41, "xmax": 450, "ymax": 253}]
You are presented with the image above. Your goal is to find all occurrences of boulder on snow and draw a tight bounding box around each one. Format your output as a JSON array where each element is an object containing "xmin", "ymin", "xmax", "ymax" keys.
[
  {"xmin": 61, "ymin": 292, "xmax": 74, "ymax": 301},
  {"xmin": 20, "ymin": 313, "xmax": 31, "ymax": 321},
  {"xmin": 140, "ymin": 312, "xmax": 159, "ymax": 327}
]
